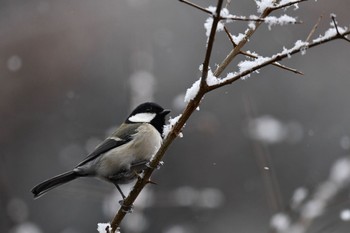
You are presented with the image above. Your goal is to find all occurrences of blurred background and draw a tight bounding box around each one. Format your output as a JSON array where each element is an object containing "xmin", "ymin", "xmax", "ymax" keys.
[{"xmin": 1, "ymin": 0, "xmax": 350, "ymax": 232}]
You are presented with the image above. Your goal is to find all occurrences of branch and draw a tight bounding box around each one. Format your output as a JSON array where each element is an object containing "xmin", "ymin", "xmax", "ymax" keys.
[
  {"xmin": 178, "ymin": 0, "xmax": 212, "ymax": 14},
  {"xmin": 208, "ymin": 27, "xmax": 350, "ymax": 91},
  {"xmin": 223, "ymin": 26, "xmax": 304, "ymax": 75},
  {"xmin": 331, "ymin": 14, "xmax": 350, "ymax": 43},
  {"xmin": 201, "ymin": 0, "xmax": 225, "ymax": 88},
  {"xmin": 271, "ymin": 0, "xmax": 309, "ymax": 11},
  {"xmin": 109, "ymin": 1, "xmax": 225, "ymax": 232},
  {"xmin": 108, "ymin": 3, "xmax": 350, "ymax": 232},
  {"xmin": 214, "ymin": 0, "xmax": 308, "ymax": 77},
  {"xmin": 305, "ymin": 15, "xmax": 323, "ymax": 43}
]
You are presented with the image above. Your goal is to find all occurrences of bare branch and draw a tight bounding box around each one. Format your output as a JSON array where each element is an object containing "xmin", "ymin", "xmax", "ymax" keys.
[
  {"xmin": 224, "ymin": 26, "xmax": 237, "ymax": 46},
  {"xmin": 222, "ymin": 15, "xmax": 265, "ymax": 22},
  {"xmin": 225, "ymin": 0, "xmax": 232, "ymax": 9},
  {"xmin": 305, "ymin": 15, "xmax": 323, "ymax": 43},
  {"xmin": 331, "ymin": 15, "xmax": 350, "ymax": 43},
  {"xmin": 271, "ymin": 0, "xmax": 309, "ymax": 11},
  {"xmin": 201, "ymin": 0, "xmax": 225, "ymax": 88},
  {"xmin": 178, "ymin": 0, "xmax": 212, "ymax": 15},
  {"xmin": 110, "ymin": 0, "xmax": 226, "ymax": 232}
]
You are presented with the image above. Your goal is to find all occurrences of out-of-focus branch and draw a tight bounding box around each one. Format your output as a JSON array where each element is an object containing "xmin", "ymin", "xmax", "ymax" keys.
[{"xmin": 305, "ymin": 15, "xmax": 323, "ymax": 42}]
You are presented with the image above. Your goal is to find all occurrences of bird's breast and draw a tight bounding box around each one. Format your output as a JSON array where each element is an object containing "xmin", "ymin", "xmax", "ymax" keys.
[{"xmin": 96, "ymin": 124, "xmax": 162, "ymax": 178}]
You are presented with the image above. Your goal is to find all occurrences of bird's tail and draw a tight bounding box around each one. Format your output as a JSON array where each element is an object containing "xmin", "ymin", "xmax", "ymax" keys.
[{"xmin": 31, "ymin": 171, "xmax": 79, "ymax": 199}]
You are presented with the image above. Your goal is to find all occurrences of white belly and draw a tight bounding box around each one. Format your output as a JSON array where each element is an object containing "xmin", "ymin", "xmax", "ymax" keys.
[{"xmin": 96, "ymin": 124, "xmax": 162, "ymax": 178}]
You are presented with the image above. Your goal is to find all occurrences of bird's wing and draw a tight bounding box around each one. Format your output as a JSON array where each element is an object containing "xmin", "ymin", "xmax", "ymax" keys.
[{"xmin": 76, "ymin": 123, "xmax": 141, "ymax": 167}]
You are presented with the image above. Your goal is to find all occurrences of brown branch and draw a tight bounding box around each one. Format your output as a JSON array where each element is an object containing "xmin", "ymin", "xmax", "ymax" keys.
[
  {"xmin": 214, "ymin": 0, "xmax": 308, "ymax": 77},
  {"xmin": 271, "ymin": 0, "xmax": 309, "ymax": 11},
  {"xmin": 108, "ymin": 2, "xmax": 350, "ymax": 232},
  {"xmin": 222, "ymin": 16, "xmax": 302, "ymax": 24},
  {"xmin": 178, "ymin": 0, "xmax": 212, "ymax": 14},
  {"xmin": 201, "ymin": 0, "xmax": 225, "ymax": 88},
  {"xmin": 305, "ymin": 15, "xmax": 323, "ymax": 43},
  {"xmin": 109, "ymin": 1, "xmax": 224, "ymax": 232},
  {"xmin": 223, "ymin": 26, "xmax": 304, "ymax": 75},
  {"xmin": 208, "ymin": 27, "xmax": 350, "ymax": 91},
  {"xmin": 331, "ymin": 14, "xmax": 350, "ymax": 43}
]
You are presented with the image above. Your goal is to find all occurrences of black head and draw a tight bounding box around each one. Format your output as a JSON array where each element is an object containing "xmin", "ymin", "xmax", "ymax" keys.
[{"xmin": 126, "ymin": 102, "xmax": 171, "ymax": 135}]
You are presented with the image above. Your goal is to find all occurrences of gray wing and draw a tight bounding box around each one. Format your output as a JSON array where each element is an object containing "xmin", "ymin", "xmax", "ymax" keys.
[{"xmin": 76, "ymin": 123, "xmax": 142, "ymax": 167}]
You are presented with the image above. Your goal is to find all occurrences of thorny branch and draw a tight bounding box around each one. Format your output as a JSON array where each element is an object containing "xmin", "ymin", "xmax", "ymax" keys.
[{"xmin": 108, "ymin": 0, "xmax": 350, "ymax": 231}]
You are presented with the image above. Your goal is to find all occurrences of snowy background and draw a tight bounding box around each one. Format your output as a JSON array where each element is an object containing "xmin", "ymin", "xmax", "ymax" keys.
[{"xmin": 1, "ymin": 0, "xmax": 350, "ymax": 232}]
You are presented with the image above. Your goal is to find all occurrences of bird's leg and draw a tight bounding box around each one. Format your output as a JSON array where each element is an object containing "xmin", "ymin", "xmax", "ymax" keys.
[
  {"xmin": 113, "ymin": 183, "xmax": 134, "ymax": 213},
  {"xmin": 114, "ymin": 184, "xmax": 126, "ymax": 199}
]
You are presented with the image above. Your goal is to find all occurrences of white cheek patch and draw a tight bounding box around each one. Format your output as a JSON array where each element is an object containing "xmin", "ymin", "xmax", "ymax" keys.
[{"xmin": 128, "ymin": 113, "xmax": 156, "ymax": 123}]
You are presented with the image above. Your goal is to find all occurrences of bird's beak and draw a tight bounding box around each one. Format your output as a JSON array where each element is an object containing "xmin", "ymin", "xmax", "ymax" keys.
[{"xmin": 161, "ymin": 109, "xmax": 171, "ymax": 116}]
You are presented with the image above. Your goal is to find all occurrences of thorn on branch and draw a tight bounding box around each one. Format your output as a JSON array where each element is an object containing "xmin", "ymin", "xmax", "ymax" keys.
[
  {"xmin": 146, "ymin": 179, "xmax": 158, "ymax": 185},
  {"xmin": 331, "ymin": 14, "xmax": 350, "ymax": 43}
]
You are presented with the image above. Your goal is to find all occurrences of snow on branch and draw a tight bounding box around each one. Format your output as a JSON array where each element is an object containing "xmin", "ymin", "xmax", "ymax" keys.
[
  {"xmin": 204, "ymin": 7, "xmax": 300, "ymax": 37},
  {"xmin": 206, "ymin": 15, "xmax": 350, "ymax": 90},
  {"xmin": 108, "ymin": 0, "xmax": 350, "ymax": 231}
]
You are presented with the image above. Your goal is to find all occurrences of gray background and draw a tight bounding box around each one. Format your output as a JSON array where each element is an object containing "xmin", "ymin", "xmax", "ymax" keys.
[{"xmin": 1, "ymin": 0, "xmax": 350, "ymax": 232}]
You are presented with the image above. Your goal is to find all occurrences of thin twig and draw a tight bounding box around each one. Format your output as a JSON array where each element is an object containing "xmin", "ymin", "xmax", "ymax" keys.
[
  {"xmin": 108, "ymin": 1, "xmax": 350, "ymax": 231},
  {"xmin": 331, "ymin": 15, "xmax": 350, "ymax": 43},
  {"xmin": 271, "ymin": 0, "xmax": 309, "ymax": 11},
  {"xmin": 225, "ymin": 0, "xmax": 232, "ymax": 9},
  {"xmin": 208, "ymin": 27, "xmax": 350, "ymax": 91},
  {"xmin": 221, "ymin": 16, "xmax": 265, "ymax": 22},
  {"xmin": 223, "ymin": 26, "xmax": 304, "ymax": 75},
  {"xmin": 214, "ymin": 0, "xmax": 308, "ymax": 77},
  {"xmin": 201, "ymin": 0, "xmax": 225, "ymax": 88},
  {"xmin": 224, "ymin": 26, "xmax": 237, "ymax": 46},
  {"xmin": 305, "ymin": 15, "xmax": 323, "ymax": 43},
  {"xmin": 178, "ymin": 0, "xmax": 212, "ymax": 14},
  {"xmin": 222, "ymin": 16, "xmax": 302, "ymax": 24},
  {"xmin": 110, "ymin": 0, "xmax": 225, "ymax": 231}
]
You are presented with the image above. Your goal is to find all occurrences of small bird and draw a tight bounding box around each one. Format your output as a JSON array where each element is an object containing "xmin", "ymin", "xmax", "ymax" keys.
[{"xmin": 31, "ymin": 102, "xmax": 170, "ymax": 199}]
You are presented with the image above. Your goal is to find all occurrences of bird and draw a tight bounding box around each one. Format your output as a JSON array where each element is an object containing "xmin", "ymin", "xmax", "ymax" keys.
[{"xmin": 31, "ymin": 102, "xmax": 170, "ymax": 200}]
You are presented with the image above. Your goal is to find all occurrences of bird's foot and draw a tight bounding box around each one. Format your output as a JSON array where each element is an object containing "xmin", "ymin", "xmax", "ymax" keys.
[
  {"xmin": 146, "ymin": 161, "xmax": 164, "ymax": 170},
  {"xmin": 118, "ymin": 200, "xmax": 134, "ymax": 213}
]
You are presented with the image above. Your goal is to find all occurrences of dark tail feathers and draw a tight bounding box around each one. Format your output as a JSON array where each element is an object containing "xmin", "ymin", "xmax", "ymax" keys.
[{"xmin": 31, "ymin": 171, "xmax": 79, "ymax": 199}]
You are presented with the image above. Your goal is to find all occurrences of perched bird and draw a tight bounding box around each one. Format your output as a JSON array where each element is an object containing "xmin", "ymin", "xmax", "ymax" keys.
[{"xmin": 31, "ymin": 102, "xmax": 170, "ymax": 199}]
